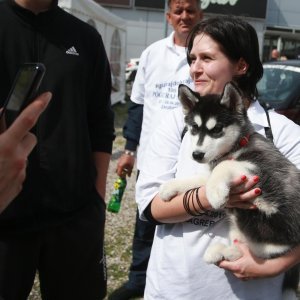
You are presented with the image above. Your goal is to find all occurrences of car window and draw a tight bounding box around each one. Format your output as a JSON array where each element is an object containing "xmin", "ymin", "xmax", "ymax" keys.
[{"xmin": 257, "ymin": 65, "xmax": 300, "ymax": 108}]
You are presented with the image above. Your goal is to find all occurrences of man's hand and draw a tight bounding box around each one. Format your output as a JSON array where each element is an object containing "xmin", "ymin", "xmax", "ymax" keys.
[
  {"xmin": 0, "ymin": 92, "xmax": 51, "ymax": 213},
  {"xmin": 116, "ymin": 152, "xmax": 135, "ymax": 177}
]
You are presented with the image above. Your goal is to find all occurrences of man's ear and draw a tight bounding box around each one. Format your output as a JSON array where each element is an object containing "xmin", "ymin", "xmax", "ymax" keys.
[
  {"xmin": 166, "ymin": 12, "xmax": 172, "ymax": 26},
  {"xmin": 235, "ymin": 58, "xmax": 249, "ymax": 76}
]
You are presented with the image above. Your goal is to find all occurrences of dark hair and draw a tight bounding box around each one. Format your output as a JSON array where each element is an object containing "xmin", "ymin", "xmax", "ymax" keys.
[{"xmin": 187, "ymin": 16, "xmax": 263, "ymax": 100}]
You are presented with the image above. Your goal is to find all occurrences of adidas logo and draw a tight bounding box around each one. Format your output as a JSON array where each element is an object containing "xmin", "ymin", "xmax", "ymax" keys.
[{"xmin": 66, "ymin": 46, "xmax": 79, "ymax": 56}]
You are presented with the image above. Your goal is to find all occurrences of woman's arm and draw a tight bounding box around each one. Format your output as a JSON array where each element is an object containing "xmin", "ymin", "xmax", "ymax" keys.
[
  {"xmin": 219, "ymin": 241, "xmax": 300, "ymax": 280},
  {"xmin": 150, "ymin": 174, "xmax": 260, "ymax": 223},
  {"xmin": 136, "ymin": 108, "xmax": 261, "ymax": 223}
]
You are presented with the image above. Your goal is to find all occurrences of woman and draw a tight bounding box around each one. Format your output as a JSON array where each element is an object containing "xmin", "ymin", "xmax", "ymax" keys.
[{"xmin": 136, "ymin": 16, "xmax": 300, "ymax": 299}]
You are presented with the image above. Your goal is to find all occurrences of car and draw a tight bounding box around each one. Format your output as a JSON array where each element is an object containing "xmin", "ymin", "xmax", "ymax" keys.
[
  {"xmin": 257, "ymin": 59, "xmax": 300, "ymax": 125},
  {"xmin": 125, "ymin": 58, "xmax": 139, "ymax": 82},
  {"xmin": 125, "ymin": 58, "xmax": 139, "ymax": 96}
]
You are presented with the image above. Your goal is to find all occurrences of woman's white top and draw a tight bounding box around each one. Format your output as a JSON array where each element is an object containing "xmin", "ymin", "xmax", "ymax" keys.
[{"xmin": 136, "ymin": 101, "xmax": 300, "ymax": 300}]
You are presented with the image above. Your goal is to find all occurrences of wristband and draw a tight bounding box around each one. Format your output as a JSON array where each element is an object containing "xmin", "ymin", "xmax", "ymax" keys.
[
  {"xmin": 183, "ymin": 187, "xmax": 207, "ymax": 216},
  {"xmin": 124, "ymin": 150, "xmax": 135, "ymax": 156}
]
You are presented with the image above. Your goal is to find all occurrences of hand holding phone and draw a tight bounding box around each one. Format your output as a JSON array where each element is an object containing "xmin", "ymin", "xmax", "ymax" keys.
[
  {"xmin": 0, "ymin": 92, "xmax": 51, "ymax": 212},
  {"xmin": 0, "ymin": 63, "xmax": 46, "ymax": 127}
]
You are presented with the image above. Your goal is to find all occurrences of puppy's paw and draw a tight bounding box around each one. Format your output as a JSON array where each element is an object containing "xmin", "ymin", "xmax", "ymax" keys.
[
  {"xmin": 203, "ymin": 243, "xmax": 227, "ymax": 264},
  {"xmin": 159, "ymin": 180, "xmax": 180, "ymax": 201},
  {"xmin": 223, "ymin": 245, "xmax": 242, "ymax": 261},
  {"xmin": 206, "ymin": 181, "xmax": 229, "ymax": 209}
]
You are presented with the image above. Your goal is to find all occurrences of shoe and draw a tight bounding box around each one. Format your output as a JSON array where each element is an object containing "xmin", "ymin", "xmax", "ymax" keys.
[{"xmin": 108, "ymin": 284, "xmax": 144, "ymax": 300}]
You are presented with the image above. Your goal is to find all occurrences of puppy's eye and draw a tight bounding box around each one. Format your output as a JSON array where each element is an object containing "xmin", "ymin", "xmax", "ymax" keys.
[
  {"xmin": 211, "ymin": 124, "xmax": 223, "ymax": 134},
  {"xmin": 190, "ymin": 123, "xmax": 199, "ymax": 134}
]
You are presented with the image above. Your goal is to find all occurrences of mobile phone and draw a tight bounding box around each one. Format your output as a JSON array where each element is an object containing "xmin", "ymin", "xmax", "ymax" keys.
[{"xmin": 0, "ymin": 63, "xmax": 46, "ymax": 126}]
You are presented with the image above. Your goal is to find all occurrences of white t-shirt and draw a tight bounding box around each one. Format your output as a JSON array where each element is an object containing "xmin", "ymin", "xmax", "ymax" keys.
[
  {"xmin": 131, "ymin": 32, "xmax": 193, "ymax": 170},
  {"xmin": 136, "ymin": 101, "xmax": 300, "ymax": 300}
]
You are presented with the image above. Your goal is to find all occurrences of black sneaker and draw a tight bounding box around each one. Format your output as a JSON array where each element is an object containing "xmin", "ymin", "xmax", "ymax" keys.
[{"xmin": 108, "ymin": 284, "xmax": 144, "ymax": 300}]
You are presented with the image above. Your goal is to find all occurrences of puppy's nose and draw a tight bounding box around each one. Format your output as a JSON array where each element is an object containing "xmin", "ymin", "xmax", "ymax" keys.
[{"xmin": 192, "ymin": 151, "xmax": 205, "ymax": 161}]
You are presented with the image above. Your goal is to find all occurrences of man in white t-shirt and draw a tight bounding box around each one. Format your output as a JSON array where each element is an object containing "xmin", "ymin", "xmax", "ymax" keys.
[{"xmin": 110, "ymin": 1, "xmax": 203, "ymax": 299}]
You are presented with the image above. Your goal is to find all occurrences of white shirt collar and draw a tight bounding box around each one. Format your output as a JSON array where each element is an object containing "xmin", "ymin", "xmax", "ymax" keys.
[
  {"xmin": 247, "ymin": 101, "xmax": 270, "ymax": 128},
  {"xmin": 166, "ymin": 31, "xmax": 176, "ymax": 49},
  {"xmin": 166, "ymin": 32, "xmax": 186, "ymax": 54}
]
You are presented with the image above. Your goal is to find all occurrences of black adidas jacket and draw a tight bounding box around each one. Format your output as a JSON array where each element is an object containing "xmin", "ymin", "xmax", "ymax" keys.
[{"xmin": 0, "ymin": 1, "xmax": 115, "ymax": 231}]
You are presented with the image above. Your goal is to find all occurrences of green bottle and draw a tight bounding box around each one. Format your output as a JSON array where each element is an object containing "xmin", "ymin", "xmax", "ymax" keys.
[{"xmin": 107, "ymin": 176, "xmax": 127, "ymax": 213}]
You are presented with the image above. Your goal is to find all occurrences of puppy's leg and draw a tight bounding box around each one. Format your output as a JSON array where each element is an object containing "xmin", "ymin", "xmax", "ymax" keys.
[
  {"xmin": 159, "ymin": 175, "xmax": 208, "ymax": 201},
  {"xmin": 204, "ymin": 224, "xmax": 243, "ymax": 264},
  {"xmin": 206, "ymin": 160, "xmax": 254, "ymax": 209},
  {"xmin": 203, "ymin": 243, "xmax": 227, "ymax": 264}
]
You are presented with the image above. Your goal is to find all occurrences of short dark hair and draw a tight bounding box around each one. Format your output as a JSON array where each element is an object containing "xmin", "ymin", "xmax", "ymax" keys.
[{"xmin": 187, "ymin": 16, "xmax": 263, "ymax": 100}]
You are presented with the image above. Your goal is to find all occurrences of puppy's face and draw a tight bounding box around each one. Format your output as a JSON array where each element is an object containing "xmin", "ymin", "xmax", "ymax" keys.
[{"xmin": 178, "ymin": 83, "xmax": 246, "ymax": 163}]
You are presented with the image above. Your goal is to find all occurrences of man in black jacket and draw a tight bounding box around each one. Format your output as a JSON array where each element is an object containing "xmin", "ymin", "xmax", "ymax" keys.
[{"xmin": 0, "ymin": 1, "xmax": 114, "ymax": 299}]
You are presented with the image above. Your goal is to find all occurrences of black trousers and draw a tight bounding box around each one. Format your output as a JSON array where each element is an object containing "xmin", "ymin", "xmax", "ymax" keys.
[{"xmin": 0, "ymin": 201, "xmax": 106, "ymax": 300}]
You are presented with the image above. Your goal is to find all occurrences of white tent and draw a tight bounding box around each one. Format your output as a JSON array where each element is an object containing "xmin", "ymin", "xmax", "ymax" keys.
[{"xmin": 59, "ymin": 0, "xmax": 127, "ymax": 105}]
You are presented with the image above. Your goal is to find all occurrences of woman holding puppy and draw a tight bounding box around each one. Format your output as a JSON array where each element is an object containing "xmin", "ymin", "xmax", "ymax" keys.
[{"xmin": 136, "ymin": 16, "xmax": 300, "ymax": 299}]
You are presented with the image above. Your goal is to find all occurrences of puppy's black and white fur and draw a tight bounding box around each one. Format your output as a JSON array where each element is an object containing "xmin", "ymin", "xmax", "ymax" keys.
[{"xmin": 159, "ymin": 82, "xmax": 300, "ymax": 297}]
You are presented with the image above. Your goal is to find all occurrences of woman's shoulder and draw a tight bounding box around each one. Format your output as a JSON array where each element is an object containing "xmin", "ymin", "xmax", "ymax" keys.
[
  {"xmin": 268, "ymin": 110, "xmax": 300, "ymax": 168},
  {"xmin": 250, "ymin": 101, "xmax": 300, "ymax": 135},
  {"xmin": 268, "ymin": 109, "xmax": 300, "ymax": 137}
]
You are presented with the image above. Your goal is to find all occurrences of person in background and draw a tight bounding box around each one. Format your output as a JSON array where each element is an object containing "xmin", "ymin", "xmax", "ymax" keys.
[
  {"xmin": 0, "ymin": 92, "xmax": 51, "ymax": 213},
  {"xmin": 136, "ymin": 16, "xmax": 300, "ymax": 299},
  {"xmin": 0, "ymin": 1, "xmax": 114, "ymax": 299},
  {"xmin": 109, "ymin": 1, "xmax": 203, "ymax": 299},
  {"xmin": 270, "ymin": 48, "xmax": 280, "ymax": 61}
]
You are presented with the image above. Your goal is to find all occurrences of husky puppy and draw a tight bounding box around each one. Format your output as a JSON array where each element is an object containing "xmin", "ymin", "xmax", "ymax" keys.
[{"xmin": 159, "ymin": 82, "xmax": 300, "ymax": 296}]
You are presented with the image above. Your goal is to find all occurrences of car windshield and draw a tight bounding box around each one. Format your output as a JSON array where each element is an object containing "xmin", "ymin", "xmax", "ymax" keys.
[{"xmin": 257, "ymin": 64, "xmax": 300, "ymax": 109}]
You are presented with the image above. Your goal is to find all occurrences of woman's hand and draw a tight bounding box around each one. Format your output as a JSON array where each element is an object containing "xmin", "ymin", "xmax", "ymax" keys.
[
  {"xmin": 226, "ymin": 175, "xmax": 261, "ymax": 209},
  {"xmin": 199, "ymin": 175, "xmax": 261, "ymax": 211},
  {"xmin": 218, "ymin": 241, "xmax": 300, "ymax": 280}
]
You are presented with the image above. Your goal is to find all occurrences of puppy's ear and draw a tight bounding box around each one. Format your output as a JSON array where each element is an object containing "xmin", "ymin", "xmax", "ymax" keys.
[
  {"xmin": 220, "ymin": 82, "xmax": 245, "ymax": 113},
  {"xmin": 178, "ymin": 84, "xmax": 198, "ymax": 115}
]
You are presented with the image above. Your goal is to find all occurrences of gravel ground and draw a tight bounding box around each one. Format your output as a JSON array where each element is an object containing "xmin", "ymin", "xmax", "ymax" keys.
[{"xmin": 104, "ymin": 113, "xmax": 141, "ymax": 299}]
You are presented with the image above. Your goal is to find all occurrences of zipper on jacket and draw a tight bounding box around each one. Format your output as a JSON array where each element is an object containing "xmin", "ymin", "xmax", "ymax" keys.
[{"xmin": 33, "ymin": 28, "xmax": 42, "ymax": 161}]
